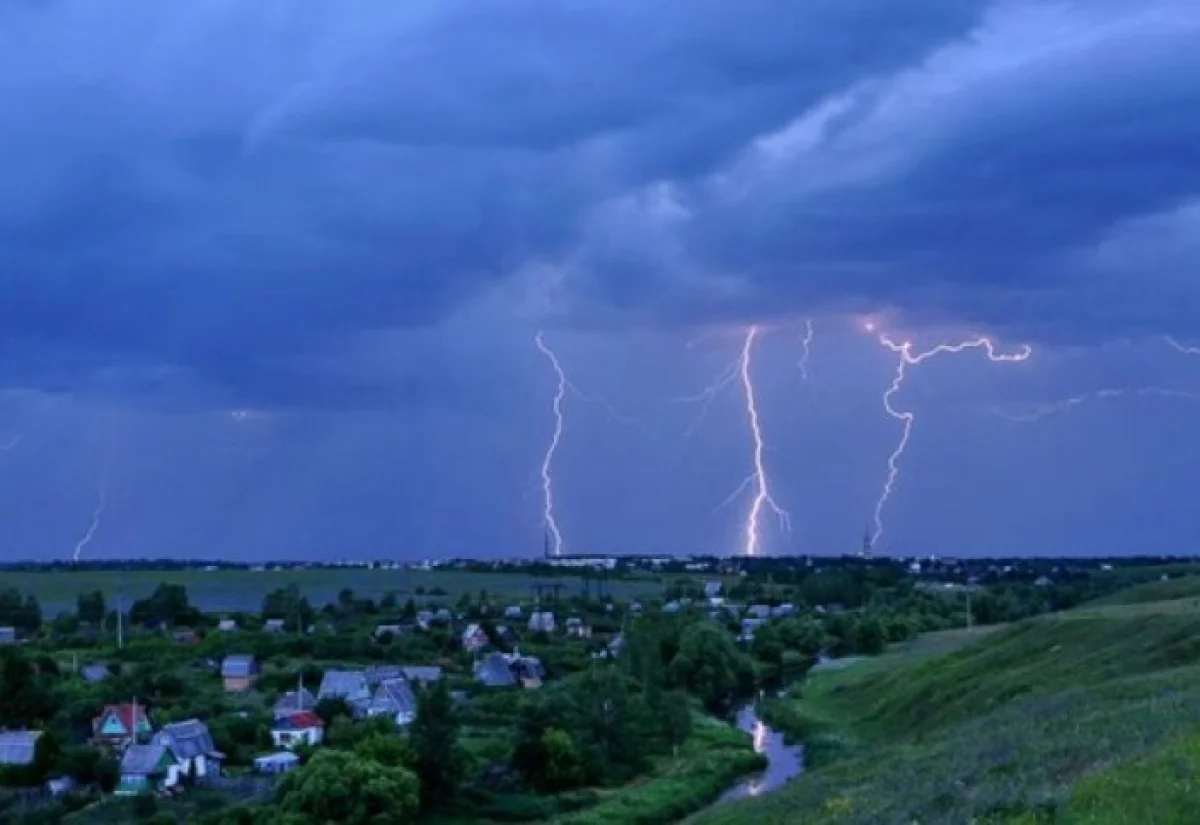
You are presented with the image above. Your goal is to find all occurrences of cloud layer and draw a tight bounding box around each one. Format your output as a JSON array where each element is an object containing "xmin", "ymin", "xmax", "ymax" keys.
[{"xmin": 2, "ymin": 0, "xmax": 1198, "ymax": 408}]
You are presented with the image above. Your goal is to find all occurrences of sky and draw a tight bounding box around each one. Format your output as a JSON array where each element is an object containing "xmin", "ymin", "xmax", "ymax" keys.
[{"xmin": 1, "ymin": 0, "xmax": 1200, "ymax": 561}]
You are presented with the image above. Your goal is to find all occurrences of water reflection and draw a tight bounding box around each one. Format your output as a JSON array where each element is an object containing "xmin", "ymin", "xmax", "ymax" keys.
[{"xmin": 717, "ymin": 704, "xmax": 804, "ymax": 803}]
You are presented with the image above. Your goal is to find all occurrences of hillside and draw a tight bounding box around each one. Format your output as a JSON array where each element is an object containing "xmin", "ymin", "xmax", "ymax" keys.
[{"xmin": 697, "ymin": 599, "xmax": 1200, "ymax": 824}]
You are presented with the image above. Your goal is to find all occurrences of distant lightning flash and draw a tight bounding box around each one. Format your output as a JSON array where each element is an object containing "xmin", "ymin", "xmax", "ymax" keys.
[
  {"xmin": 1166, "ymin": 336, "xmax": 1200, "ymax": 356},
  {"xmin": 990, "ymin": 387, "xmax": 1200, "ymax": 422},
  {"xmin": 710, "ymin": 327, "xmax": 791, "ymax": 557},
  {"xmin": 0, "ymin": 434, "xmax": 22, "ymax": 451},
  {"xmin": 535, "ymin": 332, "xmax": 568, "ymax": 557},
  {"xmin": 869, "ymin": 325, "xmax": 1030, "ymax": 550},
  {"xmin": 73, "ymin": 476, "xmax": 108, "ymax": 564},
  {"xmin": 798, "ymin": 319, "xmax": 815, "ymax": 381}
]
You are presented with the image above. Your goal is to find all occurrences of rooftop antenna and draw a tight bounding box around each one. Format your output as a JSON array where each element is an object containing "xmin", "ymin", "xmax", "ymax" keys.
[{"xmin": 861, "ymin": 526, "xmax": 874, "ymax": 558}]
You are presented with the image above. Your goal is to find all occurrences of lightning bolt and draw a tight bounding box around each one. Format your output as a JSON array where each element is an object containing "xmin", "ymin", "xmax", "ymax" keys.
[
  {"xmin": 73, "ymin": 476, "xmax": 108, "ymax": 564},
  {"xmin": 870, "ymin": 327, "xmax": 1030, "ymax": 551},
  {"xmin": 798, "ymin": 319, "xmax": 815, "ymax": 381},
  {"xmin": 1166, "ymin": 336, "xmax": 1200, "ymax": 356},
  {"xmin": 721, "ymin": 327, "xmax": 791, "ymax": 557},
  {"xmin": 535, "ymin": 332, "xmax": 568, "ymax": 557},
  {"xmin": 990, "ymin": 387, "xmax": 1200, "ymax": 422},
  {"xmin": 0, "ymin": 434, "xmax": 22, "ymax": 451}
]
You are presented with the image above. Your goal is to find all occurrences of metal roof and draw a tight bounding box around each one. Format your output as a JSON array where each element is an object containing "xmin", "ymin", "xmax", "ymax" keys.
[
  {"xmin": 0, "ymin": 731, "xmax": 41, "ymax": 766},
  {"xmin": 153, "ymin": 719, "xmax": 220, "ymax": 761},
  {"xmin": 221, "ymin": 654, "xmax": 257, "ymax": 678},
  {"xmin": 369, "ymin": 678, "xmax": 417, "ymax": 719},
  {"xmin": 120, "ymin": 744, "xmax": 168, "ymax": 776},
  {"xmin": 318, "ymin": 670, "xmax": 369, "ymax": 702}
]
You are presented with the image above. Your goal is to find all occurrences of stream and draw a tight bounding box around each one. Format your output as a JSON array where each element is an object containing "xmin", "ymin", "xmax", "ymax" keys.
[{"xmin": 715, "ymin": 700, "xmax": 805, "ymax": 803}]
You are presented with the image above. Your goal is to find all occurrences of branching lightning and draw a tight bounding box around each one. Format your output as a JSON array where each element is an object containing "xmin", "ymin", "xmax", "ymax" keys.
[
  {"xmin": 534, "ymin": 332, "xmax": 568, "ymax": 557},
  {"xmin": 798, "ymin": 319, "xmax": 815, "ymax": 381},
  {"xmin": 73, "ymin": 476, "xmax": 108, "ymax": 564},
  {"xmin": 702, "ymin": 327, "xmax": 791, "ymax": 557},
  {"xmin": 869, "ymin": 324, "xmax": 1030, "ymax": 551},
  {"xmin": 990, "ymin": 387, "xmax": 1200, "ymax": 422}
]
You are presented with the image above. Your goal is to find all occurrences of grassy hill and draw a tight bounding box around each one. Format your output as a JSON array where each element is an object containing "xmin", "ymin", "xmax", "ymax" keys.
[{"xmin": 696, "ymin": 598, "xmax": 1200, "ymax": 824}]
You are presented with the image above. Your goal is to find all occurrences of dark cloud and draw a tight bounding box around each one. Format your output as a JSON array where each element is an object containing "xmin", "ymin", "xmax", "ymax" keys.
[{"xmin": 0, "ymin": 0, "xmax": 989, "ymax": 406}]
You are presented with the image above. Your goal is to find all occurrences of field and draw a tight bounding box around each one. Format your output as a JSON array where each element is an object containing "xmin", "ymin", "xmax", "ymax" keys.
[
  {"xmin": 696, "ymin": 596, "xmax": 1200, "ymax": 824},
  {"xmin": 0, "ymin": 568, "xmax": 668, "ymax": 614}
]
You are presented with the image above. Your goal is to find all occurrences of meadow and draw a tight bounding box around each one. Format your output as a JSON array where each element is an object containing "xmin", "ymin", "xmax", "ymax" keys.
[
  {"xmin": 695, "ymin": 586, "xmax": 1200, "ymax": 824},
  {"xmin": 0, "ymin": 567, "xmax": 668, "ymax": 614}
]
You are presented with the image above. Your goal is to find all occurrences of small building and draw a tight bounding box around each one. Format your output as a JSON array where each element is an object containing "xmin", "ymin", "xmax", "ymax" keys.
[
  {"xmin": 373, "ymin": 624, "xmax": 406, "ymax": 640},
  {"xmin": 172, "ymin": 629, "xmax": 201, "ymax": 646},
  {"xmin": 367, "ymin": 678, "xmax": 417, "ymax": 726},
  {"xmin": 771, "ymin": 603, "xmax": 796, "ymax": 619},
  {"xmin": 461, "ymin": 623, "xmax": 489, "ymax": 652},
  {"xmin": 254, "ymin": 751, "xmax": 300, "ymax": 775},
  {"xmin": 273, "ymin": 687, "xmax": 318, "ymax": 718},
  {"xmin": 81, "ymin": 664, "xmax": 111, "ymax": 683},
  {"xmin": 0, "ymin": 731, "xmax": 41, "ymax": 767},
  {"xmin": 662, "ymin": 601, "xmax": 682, "ymax": 614},
  {"xmin": 565, "ymin": 617, "xmax": 592, "ymax": 639},
  {"xmin": 0, "ymin": 627, "xmax": 16, "ymax": 645},
  {"xmin": 474, "ymin": 653, "xmax": 517, "ymax": 688},
  {"xmin": 747, "ymin": 605, "xmax": 771, "ymax": 620},
  {"xmin": 401, "ymin": 666, "xmax": 443, "ymax": 686},
  {"xmin": 415, "ymin": 610, "xmax": 435, "ymax": 630},
  {"xmin": 92, "ymin": 704, "xmax": 153, "ymax": 749},
  {"xmin": 704, "ymin": 581, "xmax": 723, "ymax": 599},
  {"xmin": 117, "ymin": 744, "xmax": 174, "ymax": 795},
  {"xmin": 511, "ymin": 654, "xmax": 545, "ymax": 690},
  {"xmin": 271, "ymin": 711, "xmax": 325, "ymax": 749},
  {"xmin": 217, "ymin": 619, "xmax": 239, "ymax": 632},
  {"xmin": 317, "ymin": 670, "xmax": 370, "ymax": 706},
  {"xmin": 152, "ymin": 719, "xmax": 224, "ymax": 780},
  {"xmin": 262, "ymin": 619, "xmax": 287, "ymax": 633},
  {"xmin": 503, "ymin": 605, "xmax": 523, "ymax": 619},
  {"xmin": 528, "ymin": 611, "xmax": 555, "ymax": 633},
  {"xmin": 221, "ymin": 655, "xmax": 259, "ymax": 693},
  {"xmin": 593, "ymin": 632, "xmax": 625, "ymax": 660}
]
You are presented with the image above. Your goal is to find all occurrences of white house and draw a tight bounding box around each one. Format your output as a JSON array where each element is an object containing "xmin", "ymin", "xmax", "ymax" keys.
[
  {"xmin": 461, "ymin": 624, "xmax": 489, "ymax": 652},
  {"xmin": 270, "ymin": 711, "xmax": 325, "ymax": 749},
  {"xmin": 151, "ymin": 719, "xmax": 223, "ymax": 780},
  {"xmin": 528, "ymin": 611, "xmax": 555, "ymax": 633}
]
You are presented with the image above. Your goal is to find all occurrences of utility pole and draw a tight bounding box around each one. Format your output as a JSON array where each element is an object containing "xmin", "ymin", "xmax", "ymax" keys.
[
  {"xmin": 116, "ymin": 580, "xmax": 125, "ymax": 650},
  {"xmin": 966, "ymin": 589, "xmax": 974, "ymax": 632}
]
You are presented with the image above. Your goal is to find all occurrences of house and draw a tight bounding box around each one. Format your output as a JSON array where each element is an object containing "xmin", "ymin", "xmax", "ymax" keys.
[
  {"xmin": 271, "ymin": 711, "xmax": 325, "ymax": 749},
  {"xmin": 503, "ymin": 605, "xmax": 523, "ymax": 619},
  {"xmin": 662, "ymin": 600, "xmax": 682, "ymax": 614},
  {"xmin": 593, "ymin": 632, "xmax": 625, "ymax": 659},
  {"xmin": 92, "ymin": 703, "xmax": 153, "ymax": 748},
  {"xmin": 373, "ymin": 624, "xmax": 406, "ymax": 640},
  {"xmin": 461, "ymin": 623, "xmax": 489, "ymax": 652},
  {"xmin": 221, "ymin": 655, "xmax": 259, "ymax": 693},
  {"xmin": 80, "ymin": 664, "xmax": 110, "ymax": 683},
  {"xmin": 363, "ymin": 665, "xmax": 404, "ymax": 686},
  {"xmin": 0, "ymin": 731, "xmax": 41, "ymax": 767},
  {"xmin": 739, "ymin": 618, "xmax": 764, "ymax": 643},
  {"xmin": 1034, "ymin": 576, "xmax": 1053, "ymax": 587},
  {"xmin": 415, "ymin": 610, "xmax": 435, "ymax": 630},
  {"xmin": 367, "ymin": 678, "xmax": 418, "ymax": 726},
  {"xmin": 528, "ymin": 611, "xmax": 555, "ymax": 633},
  {"xmin": 771, "ymin": 603, "xmax": 796, "ymax": 619},
  {"xmin": 433, "ymin": 608, "xmax": 453, "ymax": 625},
  {"xmin": 401, "ymin": 666, "xmax": 443, "ymax": 686},
  {"xmin": 262, "ymin": 619, "xmax": 286, "ymax": 633},
  {"xmin": 474, "ymin": 652, "xmax": 517, "ymax": 688},
  {"xmin": 747, "ymin": 605, "xmax": 771, "ymax": 620},
  {"xmin": 629, "ymin": 602, "xmax": 644, "ymax": 615},
  {"xmin": 117, "ymin": 744, "xmax": 175, "ymax": 795},
  {"xmin": 0, "ymin": 627, "xmax": 15, "ymax": 645},
  {"xmin": 317, "ymin": 670, "xmax": 370, "ymax": 706},
  {"xmin": 152, "ymin": 719, "xmax": 223, "ymax": 780},
  {"xmin": 511, "ymin": 654, "xmax": 546, "ymax": 689},
  {"xmin": 273, "ymin": 687, "xmax": 317, "ymax": 718},
  {"xmin": 172, "ymin": 629, "xmax": 201, "ymax": 646},
  {"xmin": 565, "ymin": 617, "xmax": 592, "ymax": 639},
  {"xmin": 494, "ymin": 625, "xmax": 517, "ymax": 644},
  {"xmin": 254, "ymin": 751, "xmax": 300, "ymax": 775},
  {"xmin": 217, "ymin": 619, "xmax": 238, "ymax": 632}
]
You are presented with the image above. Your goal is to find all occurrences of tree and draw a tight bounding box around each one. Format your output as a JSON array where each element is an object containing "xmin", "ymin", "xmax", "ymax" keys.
[
  {"xmin": 668, "ymin": 622, "xmax": 750, "ymax": 713},
  {"xmin": 538, "ymin": 728, "xmax": 585, "ymax": 791},
  {"xmin": 572, "ymin": 666, "xmax": 650, "ymax": 779},
  {"xmin": 0, "ymin": 588, "xmax": 41, "ymax": 634},
  {"xmin": 77, "ymin": 590, "xmax": 107, "ymax": 625},
  {"xmin": 660, "ymin": 690, "xmax": 693, "ymax": 754},
  {"xmin": 409, "ymin": 681, "xmax": 466, "ymax": 807},
  {"xmin": 262, "ymin": 585, "xmax": 314, "ymax": 630},
  {"xmin": 276, "ymin": 750, "xmax": 419, "ymax": 825},
  {"xmin": 130, "ymin": 583, "xmax": 200, "ymax": 627}
]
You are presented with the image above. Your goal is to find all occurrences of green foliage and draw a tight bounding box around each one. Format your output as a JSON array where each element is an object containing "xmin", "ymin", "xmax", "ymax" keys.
[
  {"xmin": 668, "ymin": 623, "xmax": 753, "ymax": 714},
  {"xmin": 538, "ymin": 727, "xmax": 585, "ymax": 791},
  {"xmin": 0, "ymin": 588, "xmax": 41, "ymax": 633},
  {"xmin": 275, "ymin": 749, "xmax": 419, "ymax": 825},
  {"xmin": 76, "ymin": 591, "xmax": 107, "ymax": 625},
  {"xmin": 129, "ymin": 584, "xmax": 201, "ymax": 628},
  {"xmin": 260, "ymin": 586, "xmax": 313, "ymax": 629},
  {"xmin": 409, "ymin": 681, "xmax": 467, "ymax": 807}
]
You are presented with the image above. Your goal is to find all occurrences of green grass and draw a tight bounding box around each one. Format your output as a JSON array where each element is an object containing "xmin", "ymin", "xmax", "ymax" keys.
[
  {"xmin": 0, "ymin": 568, "xmax": 667, "ymax": 613},
  {"xmin": 1085, "ymin": 574, "xmax": 1200, "ymax": 607},
  {"xmin": 697, "ymin": 602, "xmax": 1200, "ymax": 824}
]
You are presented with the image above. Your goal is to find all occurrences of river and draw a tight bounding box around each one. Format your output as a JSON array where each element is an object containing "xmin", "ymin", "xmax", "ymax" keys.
[{"xmin": 716, "ymin": 700, "xmax": 805, "ymax": 803}]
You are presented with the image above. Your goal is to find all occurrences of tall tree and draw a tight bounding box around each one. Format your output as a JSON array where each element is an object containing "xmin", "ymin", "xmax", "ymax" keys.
[
  {"xmin": 77, "ymin": 590, "xmax": 107, "ymax": 624},
  {"xmin": 409, "ymin": 681, "xmax": 466, "ymax": 807},
  {"xmin": 276, "ymin": 749, "xmax": 419, "ymax": 825}
]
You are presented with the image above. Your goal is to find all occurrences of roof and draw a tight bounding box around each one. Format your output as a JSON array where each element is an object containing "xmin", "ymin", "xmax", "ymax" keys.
[
  {"xmin": 0, "ymin": 731, "xmax": 41, "ymax": 766},
  {"xmin": 369, "ymin": 678, "xmax": 417, "ymax": 719},
  {"xmin": 94, "ymin": 704, "xmax": 150, "ymax": 735},
  {"xmin": 273, "ymin": 711, "xmax": 324, "ymax": 731},
  {"xmin": 153, "ymin": 719, "xmax": 222, "ymax": 761},
  {"xmin": 120, "ymin": 744, "xmax": 169, "ymax": 775},
  {"xmin": 363, "ymin": 665, "xmax": 403, "ymax": 686},
  {"xmin": 273, "ymin": 688, "xmax": 317, "ymax": 717},
  {"xmin": 474, "ymin": 653, "xmax": 516, "ymax": 687},
  {"xmin": 221, "ymin": 654, "xmax": 257, "ymax": 678},
  {"xmin": 81, "ymin": 664, "xmax": 110, "ymax": 683},
  {"xmin": 263, "ymin": 618, "xmax": 286, "ymax": 630},
  {"xmin": 0, "ymin": 627, "xmax": 15, "ymax": 642},
  {"xmin": 254, "ymin": 752, "xmax": 300, "ymax": 767},
  {"xmin": 402, "ymin": 665, "xmax": 443, "ymax": 683},
  {"xmin": 217, "ymin": 619, "xmax": 238, "ymax": 630},
  {"xmin": 318, "ymin": 669, "xmax": 369, "ymax": 702}
]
